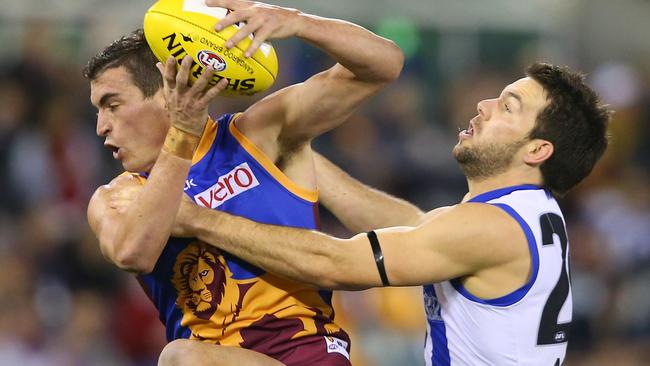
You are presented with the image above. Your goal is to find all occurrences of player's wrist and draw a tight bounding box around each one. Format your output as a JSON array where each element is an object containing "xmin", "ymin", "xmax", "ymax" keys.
[
  {"xmin": 293, "ymin": 12, "xmax": 319, "ymax": 40},
  {"xmin": 162, "ymin": 125, "xmax": 201, "ymax": 160},
  {"xmin": 170, "ymin": 117, "xmax": 206, "ymax": 137}
]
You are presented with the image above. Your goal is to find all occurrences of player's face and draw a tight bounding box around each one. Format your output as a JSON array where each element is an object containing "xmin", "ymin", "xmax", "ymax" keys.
[
  {"xmin": 453, "ymin": 77, "xmax": 548, "ymax": 178},
  {"xmin": 90, "ymin": 67, "xmax": 169, "ymax": 173}
]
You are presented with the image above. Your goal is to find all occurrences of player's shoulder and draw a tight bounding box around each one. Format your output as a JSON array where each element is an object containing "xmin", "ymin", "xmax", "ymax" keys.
[
  {"xmin": 422, "ymin": 202, "xmax": 523, "ymax": 243},
  {"xmin": 411, "ymin": 203, "xmax": 527, "ymax": 272},
  {"xmin": 88, "ymin": 172, "xmax": 145, "ymax": 223},
  {"xmin": 421, "ymin": 201, "xmax": 507, "ymax": 221},
  {"xmin": 419, "ymin": 205, "xmax": 454, "ymax": 224}
]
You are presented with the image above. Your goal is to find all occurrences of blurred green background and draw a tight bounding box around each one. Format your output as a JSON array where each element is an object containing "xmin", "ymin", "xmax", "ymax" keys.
[{"xmin": 0, "ymin": 0, "xmax": 649, "ymax": 365}]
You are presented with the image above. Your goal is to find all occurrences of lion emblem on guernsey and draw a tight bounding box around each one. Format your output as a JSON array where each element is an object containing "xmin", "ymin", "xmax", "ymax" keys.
[{"xmin": 172, "ymin": 243, "xmax": 227, "ymax": 320}]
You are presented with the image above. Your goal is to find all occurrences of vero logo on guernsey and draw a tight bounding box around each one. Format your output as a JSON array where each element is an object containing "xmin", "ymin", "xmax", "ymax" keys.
[{"xmin": 194, "ymin": 162, "xmax": 260, "ymax": 208}]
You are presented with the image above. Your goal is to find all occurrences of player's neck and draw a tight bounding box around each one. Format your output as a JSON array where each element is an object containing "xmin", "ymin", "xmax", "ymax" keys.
[{"xmin": 465, "ymin": 170, "xmax": 542, "ymax": 200}]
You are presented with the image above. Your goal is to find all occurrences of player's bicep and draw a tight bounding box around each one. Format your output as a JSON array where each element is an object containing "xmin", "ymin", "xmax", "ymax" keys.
[
  {"xmin": 87, "ymin": 184, "xmax": 127, "ymax": 265},
  {"xmin": 377, "ymin": 204, "xmax": 520, "ymax": 286},
  {"xmin": 372, "ymin": 225, "xmax": 471, "ymax": 286},
  {"xmin": 282, "ymin": 64, "xmax": 380, "ymax": 138},
  {"xmin": 327, "ymin": 224, "xmax": 454, "ymax": 290},
  {"xmin": 240, "ymin": 64, "xmax": 382, "ymax": 145},
  {"xmin": 87, "ymin": 188, "xmax": 103, "ymax": 234}
]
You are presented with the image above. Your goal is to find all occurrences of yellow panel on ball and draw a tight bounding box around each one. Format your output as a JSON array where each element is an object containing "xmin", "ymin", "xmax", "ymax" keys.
[{"xmin": 144, "ymin": 0, "xmax": 279, "ymax": 96}]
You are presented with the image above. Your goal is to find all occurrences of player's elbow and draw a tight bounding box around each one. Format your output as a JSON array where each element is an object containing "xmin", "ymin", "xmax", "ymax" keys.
[
  {"xmin": 113, "ymin": 251, "xmax": 155, "ymax": 274},
  {"xmin": 365, "ymin": 41, "xmax": 404, "ymax": 84},
  {"xmin": 382, "ymin": 41, "xmax": 404, "ymax": 83},
  {"xmin": 355, "ymin": 41, "xmax": 403, "ymax": 85},
  {"xmin": 105, "ymin": 239, "xmax": 157, "ymax": 274}
]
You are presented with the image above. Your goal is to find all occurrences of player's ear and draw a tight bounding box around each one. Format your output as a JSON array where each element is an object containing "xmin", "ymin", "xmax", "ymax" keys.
[{"xmin": 523, "ymin": 139, "xmax": 553, "ymax": 166}]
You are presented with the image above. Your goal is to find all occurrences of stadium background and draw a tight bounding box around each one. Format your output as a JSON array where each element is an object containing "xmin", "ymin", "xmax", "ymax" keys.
[{"xmin": 0, "ymin": 0, "xmax": 648, "ymax": 364}]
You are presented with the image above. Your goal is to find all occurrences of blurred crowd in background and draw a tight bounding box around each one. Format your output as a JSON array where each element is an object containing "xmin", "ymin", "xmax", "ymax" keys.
[{"xmin": 1, "ymin": 0, "xmax": 649, "ymax": 365}]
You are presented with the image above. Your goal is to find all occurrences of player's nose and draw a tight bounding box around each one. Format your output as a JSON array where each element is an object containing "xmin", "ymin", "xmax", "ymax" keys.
[
  {"xmin": 477, "ymin": 100, "xmax": 488, "ymax": 119},
  {"xmin": 477, "ymin": 98, "xmax": 496, "ymax": 120},
  {"xmin": 96, "ymin": 111, "xmax": 112, "ymax": 136}
]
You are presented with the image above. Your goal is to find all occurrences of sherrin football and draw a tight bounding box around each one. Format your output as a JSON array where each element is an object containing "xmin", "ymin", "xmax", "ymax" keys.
[{"xmin": 144, "ymin": 0, "xmax": 279, "ymax": 96}]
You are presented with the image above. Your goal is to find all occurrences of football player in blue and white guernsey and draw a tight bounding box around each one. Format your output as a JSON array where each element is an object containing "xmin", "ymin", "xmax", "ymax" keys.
[{"xmin": 112, "ymin": 62, "xmax": 610, "ymax": 366}]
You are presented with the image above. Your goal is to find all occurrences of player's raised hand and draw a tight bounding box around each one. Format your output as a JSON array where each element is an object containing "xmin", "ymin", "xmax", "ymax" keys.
[
  {"xmin": 106, "ymin": 174, "xmax": 143, "ymax": 214},
  {"xmin": 156, "ymin": 55, "xmax": 228, "ymax": 136},
  {"xmin": 207, "ymin": 0, "xmax": 301, "ymax": 57}
]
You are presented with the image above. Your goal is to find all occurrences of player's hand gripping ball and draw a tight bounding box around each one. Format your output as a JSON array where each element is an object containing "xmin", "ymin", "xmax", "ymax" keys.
[{"xmin": 144, "ymin": 0, "xmax": 279, "ymax": 96}]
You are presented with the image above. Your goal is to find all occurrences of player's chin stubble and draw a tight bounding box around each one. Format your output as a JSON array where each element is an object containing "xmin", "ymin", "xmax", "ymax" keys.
[{"xmin": 453, "ymin": 140, "xmax": 526, "ymax": 181}]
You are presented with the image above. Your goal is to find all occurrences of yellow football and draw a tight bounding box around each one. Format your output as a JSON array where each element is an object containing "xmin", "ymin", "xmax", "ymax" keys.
[{"xmin": 143, "ymin": 0, "xmax": 279, "ymax": 96}]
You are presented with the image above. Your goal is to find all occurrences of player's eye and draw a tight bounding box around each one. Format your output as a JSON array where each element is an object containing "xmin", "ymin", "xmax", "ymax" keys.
[
  {"xmin": 504, "ymin": 103, "xmax": 512, "ymax": 113},
  {"xmin": 109, "ymin": 104, "xmax": 120, "ymax": 112}
]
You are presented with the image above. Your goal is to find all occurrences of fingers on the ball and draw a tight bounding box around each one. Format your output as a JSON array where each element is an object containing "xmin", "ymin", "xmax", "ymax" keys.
[
  {"xmin": 176, "ymin": 55, "xmax": 193, "ymax": 90},
  {"xmin": 216, "ymin": 8, "xmax": 250, "ymax": 35},
  {"xmin": 192, "ymin": 67, "xmax": 214, "ymax": 93},
  {"xmin": 163, "ymin": 56, "xmax": 177, "ymax": 88},
  {"xmin": 201, "ymin": 78, "xmax": 228, "ymax": 103},
  {"xmin": 245, "ymin": 27, "xmax": 271, "ymax": 57},
  {"xmin": 228, "ymin": 19, "xmax": 262, "ymax": 49}
]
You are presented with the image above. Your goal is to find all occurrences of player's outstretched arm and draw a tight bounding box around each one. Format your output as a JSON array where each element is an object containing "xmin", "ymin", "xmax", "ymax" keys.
[
  {"xmin": 87, "ymin": 57, "xmax": 227, "ymax": 274},
  {"xmin": 207, "ymin": 0, "xmax": 404, "ymax": 155},
  {"xmin": 314, "ymin": 152, "xmax": 426, "ymax": 232},
  {"xmin": 107, "ymin": 180, "xmax": 525, "ymax": 288},
  {"xmin": 171, "ymin": 199, "xmax": 524, "ymax": 290}
]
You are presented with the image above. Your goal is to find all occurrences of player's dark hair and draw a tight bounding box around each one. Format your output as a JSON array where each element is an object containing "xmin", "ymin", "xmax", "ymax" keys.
[
  {"xmin": 83, "ymin": 29, "xmax": 162, "ymax": 98},
  {"xmin": 526, "ymin": 62, "xmax": 611, "ymax": 196}
]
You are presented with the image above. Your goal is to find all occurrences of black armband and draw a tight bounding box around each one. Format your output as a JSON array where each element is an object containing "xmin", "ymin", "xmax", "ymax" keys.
[{"xmin": 367, "ymin": 230, "xmax": 390, "ymax": 286}]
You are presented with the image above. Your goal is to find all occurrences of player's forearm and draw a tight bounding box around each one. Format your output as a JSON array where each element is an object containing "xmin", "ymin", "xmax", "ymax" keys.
[
  {"xmin": 184, "ymin": 205, "xmax": 370, "ymax": 290},
  {"xmin": 295, "ymin": 13, "xmax": 403, "ymax": 83},
  {"xmin": 315, "ymin": 153, "xmax": 424, "ymax": 231},
  {"xmin": 112, "ymin": 151, "xmax": 190, "ymax": 272}
]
